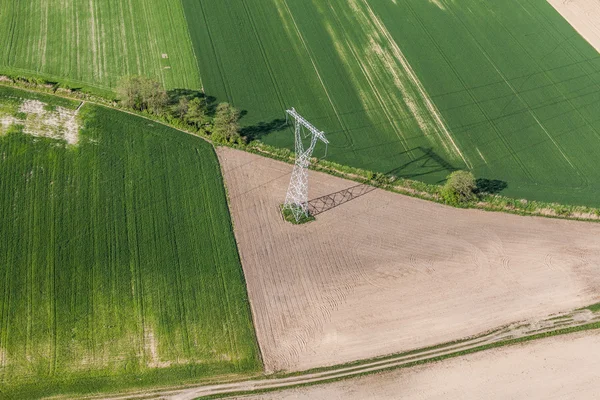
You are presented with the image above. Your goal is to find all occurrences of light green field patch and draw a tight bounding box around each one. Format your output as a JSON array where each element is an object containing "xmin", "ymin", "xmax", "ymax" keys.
[
  {"xmin": 0, "ymin": 87, "xmax": 260, "ymax": 398},
  {"xmin": 0, "ymin": 0, "xmax": 201, "ymax": 91}
]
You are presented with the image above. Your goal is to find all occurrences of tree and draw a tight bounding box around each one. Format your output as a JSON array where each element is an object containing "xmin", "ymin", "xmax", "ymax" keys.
[
  {"xmin": 116, "ymin": 76, "xmax": 143, "ymax": 110},
  {"xmin": 212, "ymin": 102, "xmax": 241, "ymax": 143},
  {"xmin": 185, "ymin": 97, "xmax": 207, "ymax": 128},
  {"xmin": 116, "ymin": 75, "xmax": 167, "ymax": 115},
  {"xmin": 142, "ymin": 79, "xmax": 168, "ymax": 115},
  {"xmin": 174, "ymin": 97, "xmax": 189, "ymax": 120},
  {"xmin": 441, "ymin": 170, "xmax": 476, "ymax": 205}
]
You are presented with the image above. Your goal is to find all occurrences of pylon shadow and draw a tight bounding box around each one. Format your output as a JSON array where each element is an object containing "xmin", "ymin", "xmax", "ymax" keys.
[{"xmin": 307, "ymin": 184, "xmax": 376, "ymax": 216}]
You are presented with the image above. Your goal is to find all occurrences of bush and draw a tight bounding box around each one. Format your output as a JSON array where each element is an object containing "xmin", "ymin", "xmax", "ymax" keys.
[
  {"xmin": 553, "ymin": 205, "xmax": 571, "ymax": 216},
  {"xmin": 442, "ymin": 170, "xmax": 476, "ymax": 205}
]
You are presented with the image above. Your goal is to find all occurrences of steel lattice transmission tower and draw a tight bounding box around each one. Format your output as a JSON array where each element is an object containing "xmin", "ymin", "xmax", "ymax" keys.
[{"xmin": 283, "ymin": 108, "xmax": 329, "ymax": 222}]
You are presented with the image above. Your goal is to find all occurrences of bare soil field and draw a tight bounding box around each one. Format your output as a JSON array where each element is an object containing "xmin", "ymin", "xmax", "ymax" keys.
[
  {"xmin": 236, "ymin": 329, "xmax": 600, "ymax": 400},
  {"xmin": 549, "ymin": 0, "xmax": 600, "ymax": 53},
  {"xmin": 217, "ymin": 147, "xmax": 600, "ymax": 373}
]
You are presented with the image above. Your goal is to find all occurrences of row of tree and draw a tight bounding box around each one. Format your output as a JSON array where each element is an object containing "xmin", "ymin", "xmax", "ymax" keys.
[
  {"xmin": 116, "ymin": 77, "xmax": 483, "ymax": 206},
  {"xmin": 116, "ymin": 76, "xmax": 242, "ymax": 144}
]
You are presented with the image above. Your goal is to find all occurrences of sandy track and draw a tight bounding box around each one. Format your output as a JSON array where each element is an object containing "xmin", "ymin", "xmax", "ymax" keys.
[
  {"xmin": 549, "ymin": 0, "xmax": 600, "ymax": 53},
  {"xmin": 236, "ymin": 329, "xmax": 600, "ymax": 400},
  {"xmin": 217, "ymin": 147, "xmax": 600, "ymax": 373}
]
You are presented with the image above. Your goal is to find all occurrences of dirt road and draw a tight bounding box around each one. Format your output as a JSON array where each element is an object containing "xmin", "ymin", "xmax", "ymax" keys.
[
  {"xmin": 234, "ymin": 329, "xmax": 600, "ymax": 400},
  {"xmin": 99, "ymin": 309, "xmax": 599, "ymax": 399}
]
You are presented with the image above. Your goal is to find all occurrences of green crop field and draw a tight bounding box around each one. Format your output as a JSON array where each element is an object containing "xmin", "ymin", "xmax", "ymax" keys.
[
  {"xmin": 183, "ymin": 0, "xmax": 600, "ymax": 207},
  {"xmin": 0, "ymin": 0, "xmax": 201, "ymax": 92},
  {"xmin": 0, "ymin": 87, "xmax": 260, "ymax": 398}
]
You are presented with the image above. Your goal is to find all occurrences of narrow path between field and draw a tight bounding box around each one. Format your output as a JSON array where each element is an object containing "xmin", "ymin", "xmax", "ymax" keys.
[{"xmin": 96, "ymin": 307, "xmax": 600, "ymax": 399}]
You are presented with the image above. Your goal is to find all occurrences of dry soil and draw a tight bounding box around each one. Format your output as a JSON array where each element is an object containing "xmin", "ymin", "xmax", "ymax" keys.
[
  {"xmin": 234, "ymin": 329, "xmax": 600, "ymax": 399},
  {"xmin": 217, "ymin": 147, "xmax": 600, "ymax": 373}
]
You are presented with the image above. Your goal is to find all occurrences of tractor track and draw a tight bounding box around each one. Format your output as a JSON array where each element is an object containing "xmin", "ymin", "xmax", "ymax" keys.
[{"xmin": 93, "ymin": 308, "xmax": 600, "ymax": 400}]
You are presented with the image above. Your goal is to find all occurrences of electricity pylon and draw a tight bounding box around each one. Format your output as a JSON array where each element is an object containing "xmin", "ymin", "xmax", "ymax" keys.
[{"xmin": 283, "ymin": 108, "xmax": 329, "ymax": 222}]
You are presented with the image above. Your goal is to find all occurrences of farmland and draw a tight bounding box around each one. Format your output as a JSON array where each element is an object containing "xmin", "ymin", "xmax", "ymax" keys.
[
  {"xmin": 184, "ymin": 0, "xmax": 600, "ymax": 207},
  {"xmin": 237, "ymin": 330, "xmax": 600, "ymax": 400},
  {"xmin": 218, "ymin": 146, "xmax": 600, "ymax": 372},
  {"xmin": 0, "ymin": 0, "xmax": 200, "ymax": 92},
  {"xmin": 0, "ymin": 87, "xmax": 260, "ymax": 398}
]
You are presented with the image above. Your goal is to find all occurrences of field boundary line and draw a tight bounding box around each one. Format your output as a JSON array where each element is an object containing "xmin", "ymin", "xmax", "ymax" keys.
[
  {"xmin": 213, "ymin": 148, "xmax": 267, "ymax": 372},
  {"xmin": 3, "ymin": 82, "xmax": 600, "ymax": 221},
  {"xmin": 178, "ymin": 1, "xmax": 203, "ymax": 91},
  {"xmin": 196, "ymin": 0, "xmax": 233, "ymax": 101}
]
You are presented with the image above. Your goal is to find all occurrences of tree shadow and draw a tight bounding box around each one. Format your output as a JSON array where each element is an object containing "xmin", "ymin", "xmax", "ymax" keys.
[
  {"xmin": 166, "ymin": 89, "xmax": 217, "ymax": 114},
  {"xmin": 307, "ymin": 183, "xmax": 376, "ymax": 216},
  {"xmin": 476, "ymin": 178, "xmax": 508, "ymax": 194},
  {"xmin": 240, "ymin": 118, "xmax": 288, "ymax": 141},
  {"xmin": 384, "ymin": 146, "xmax": 458, "ymax": 181}
]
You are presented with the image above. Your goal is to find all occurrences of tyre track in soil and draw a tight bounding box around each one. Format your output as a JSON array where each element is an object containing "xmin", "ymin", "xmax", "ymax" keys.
[{"xmin": 97, "ymin": 308, "xmax": 600, "ymax": 400}]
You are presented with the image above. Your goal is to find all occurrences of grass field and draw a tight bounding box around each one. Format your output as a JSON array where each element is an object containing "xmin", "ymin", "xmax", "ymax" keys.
[
  {"xmin": 0, "ymin": 87, "xmax": 260, "ymax": 398},
  {"xmin": 183, "ymin": 0, "xmax": 600, "ymax": 207},
  {"xmin": 0, "ymin": 0, "xmax": 201, "ymax": 92}
]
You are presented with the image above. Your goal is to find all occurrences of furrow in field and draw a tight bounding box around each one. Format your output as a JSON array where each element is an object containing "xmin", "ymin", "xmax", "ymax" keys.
[
  {"xmin": 356, "ymin": 0, "xmax": 469, "ymax": 166},
  {"xmin": 278, "ymin": 0, "xmax": 353, "ymax": 147},
  {"xmin": 196, "ymin": 0, "xmax": 232, "ymax": 100},
  {"xmin": 99, "ymin": 4, "xmax": 109, "ymax": 84},
  {"xmin": 324, "ymin": 4, "xmax": 411, "ymax": 155},
  {"xmin": 126, "ymin": 0, "xmax": 142, "ymax": 76},
  {"xmin": 87, "ymin": 0, "xmax": 98, "ymax": 81},
  {"xmin": 117, "ymin": 1, "xmax": 130, "ymax": 76},
  {"xmin": 444, "ymin": 0, "xmax": 583, "ymax": 178},
  {"xmin": 398, "ymin": 0, "xmax": 535, "ymax": 181},
  {"xmin": 240, "ymin": 0, "xmax": 286, "ymax": 114},
  {"xmin": 39, "ymin": 0, "xmax": 48, "ymax": 70},
  {"xmin": 485, "ymin": 43, "xmax": 579, "ymax": 173},
  {"xmin": 74, "ymin": 2, "xmax": 81, "ymax": 79}
]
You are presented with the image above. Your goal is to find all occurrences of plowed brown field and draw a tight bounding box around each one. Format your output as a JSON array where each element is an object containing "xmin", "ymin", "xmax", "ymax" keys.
[{"xmin": 217, "ymin": 147, "xmax": 600, "ymax": 373}]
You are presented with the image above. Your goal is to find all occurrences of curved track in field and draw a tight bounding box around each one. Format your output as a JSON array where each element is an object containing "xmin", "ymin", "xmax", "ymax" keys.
[{"xmin": 99, "ymin": 309, "xmax": 600, "ymax": 399}]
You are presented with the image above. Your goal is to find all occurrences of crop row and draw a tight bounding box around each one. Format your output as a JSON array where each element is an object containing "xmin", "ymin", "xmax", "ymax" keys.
[
  {"xmin": 0, "ymin": 0, "xmax": 201, "ymax": 91},
  {"xmin": 0, "ymin": 88, "xmax": 260, "ymax": 397}
]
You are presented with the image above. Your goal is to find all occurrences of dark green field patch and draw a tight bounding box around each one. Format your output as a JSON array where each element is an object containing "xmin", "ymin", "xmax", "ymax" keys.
[{"xmin": 183, "ymin": 0, "xmax": 600, "ymax": 207}]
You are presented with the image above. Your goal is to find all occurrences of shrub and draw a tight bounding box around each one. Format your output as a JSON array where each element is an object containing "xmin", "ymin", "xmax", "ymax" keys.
[
  {"xmin": 442, "ymin": 170, "xmax": 476, "ymax": 205},
  {"xmin": 554, "ymin": 205, "xmax": 571, "ymax": 216}
]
